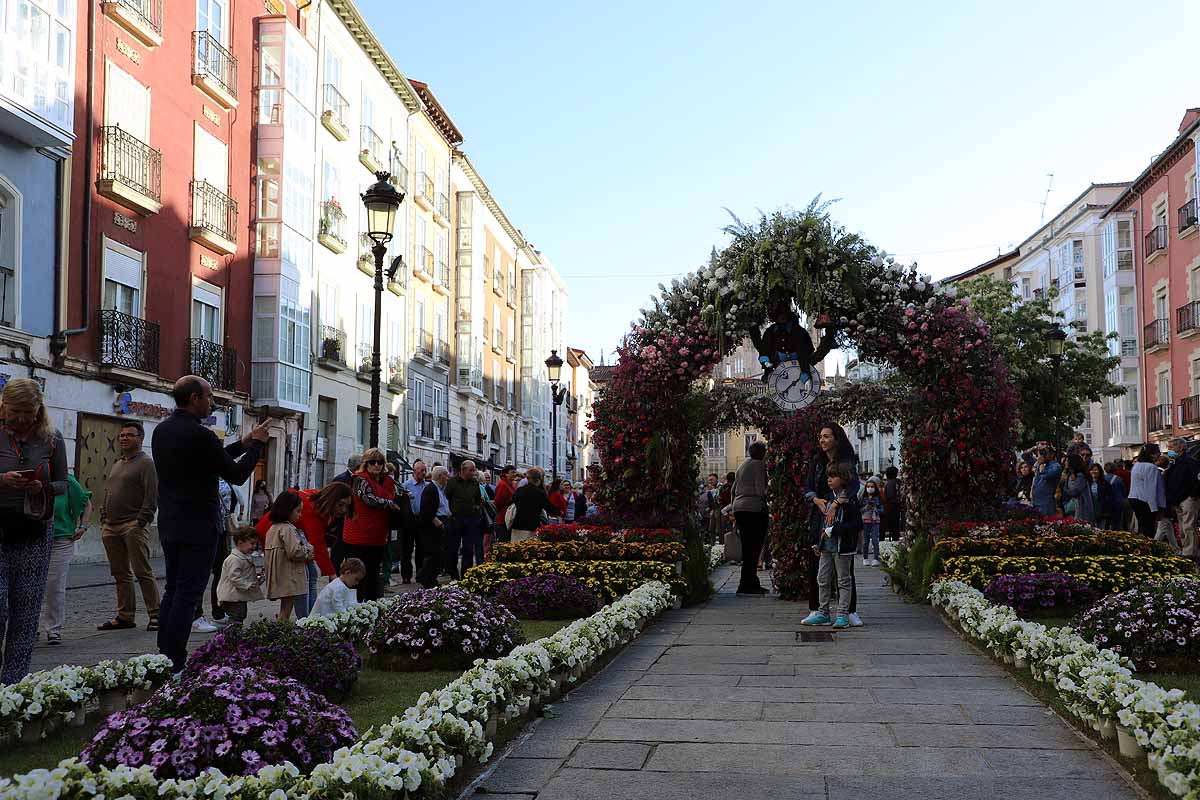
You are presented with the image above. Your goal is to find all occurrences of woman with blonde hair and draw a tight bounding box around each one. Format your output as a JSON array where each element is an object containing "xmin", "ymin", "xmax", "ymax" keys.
[
  {"xmin": 509, "ymin": 467, "xmax": 560, "ymax": 543},
  {"xmin": 341, "ymin": 447, "xmax": 403, "ymax": 600},
  {"xmin": 0, "ymin": 378, "xmax": 67, "ymax": 683}
]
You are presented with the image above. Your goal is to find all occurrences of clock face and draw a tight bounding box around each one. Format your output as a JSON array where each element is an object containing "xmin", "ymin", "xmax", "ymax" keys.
[{"xmin": 768, "ymin": 361, "xmax": 822, "ymax": 411}]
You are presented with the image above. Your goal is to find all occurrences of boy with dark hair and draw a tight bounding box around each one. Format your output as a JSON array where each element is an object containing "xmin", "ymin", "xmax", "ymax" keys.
[
  {"xmin": 802, "ymin": 463, "xmax": 862, "ymax": 630},
  {"xmin": 216, "ymin": 527, "xmax": 264, "ymax": 623}
]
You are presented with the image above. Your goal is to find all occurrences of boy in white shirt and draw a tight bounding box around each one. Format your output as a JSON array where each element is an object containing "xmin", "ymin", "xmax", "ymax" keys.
[{"xmin": 311, "ymin": 558, "xmax": 366, "ymax": 616}]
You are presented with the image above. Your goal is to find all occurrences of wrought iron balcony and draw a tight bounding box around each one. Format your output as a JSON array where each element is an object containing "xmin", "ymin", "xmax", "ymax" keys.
[
  {"xmin": 1148, "ymin": 403, "xmax": 1173, "ymax": 433},
  {"xmin": 437, "ymin": 416, "xmax": 452, "ymax": 442},
  {"xmin": 417, "ymin": 410, "xmax": 435, "ymax": 439},
  {"xmin": 419, "ymin": 246, "xmax": 434, "ymax": 278},
  {"xmin": 493, "ymin": 268, "xmax": 503, "ymax": 295},
  {"xmin": 190, "ymin": 180, "xmax": 237, "ymax": 254},
  {"xmin": 1183, "ymin": 395, "xmax": 1200, "ymax": 427},
  {"xmin": 360, "ymin": 126, "xmax": 384, "ymax": 172},
  {"xmin": 416, "ymin": 330, "xmax": 433, "ymax": 358},
  {"xmin": 189, "ymin": 338, "xmax": 237, "ymax": 391},
  {"xmin": 318, "ymin": 326, "xmax": 347, "ymax": 366},
  {"xmin": 193, "ymin": 31, "xmax": 238, "ymax": 108},
  {"xmin": 436, "ymin": 192, "xmax": 450, "ymax": 221},
  {"xmin": 1180, "ymin": 198, "xmax": 1198, "ymax": 233},
  {"xmin": 321, "ymin": 84, "xmax": 349, "ymax": 140},
  {"xmin": 1144, "ymin": 318, "xmax": 1170, "ymax": 351},
  {"xmin": 437, "ymin": 260, "xmax": 449, "ymax": 291},
  {"xmin": 98, "ymin": 309, "xmax": 160, "ymax": 374},
  {"xmin": 97, "ymin": 126, "xmax": 162, "ymax": 215},
  {"xmin": 387, "ymin": 355, "xmax": 405, "ymax": 387},
  {"xmin": 1145, "ymin": 225, "xmax": 1168, "ymax": 259},
  {"xmin": 1179, "ymin": 301, "xmax": 1200, "ymax": 337},
  {"xmin": 388, "ymin": 154, "xmax": 408, "ymax": 192},
  {"xmin": 435, "ymin": 338, "xmax": 450, "ymax": 366},
  {"xmin": 417, "ymin": 172, "xmax": 434, "ymax": 209},
  {"xmin": 102, "ymin": 0, "xmax": 163, "ymax": 47},
  {"xmin": 357, "ymin": 342, "xmax": 373, "ymax": 375},
  {"xmin": 318, "ymin": 200, "xmax": 347, "ymax": 253}
]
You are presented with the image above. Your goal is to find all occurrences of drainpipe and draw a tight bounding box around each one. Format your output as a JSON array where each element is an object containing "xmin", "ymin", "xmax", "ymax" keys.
[{"xmin": 51, "ymin": 0, "xmax": 97, "ymax": 359}]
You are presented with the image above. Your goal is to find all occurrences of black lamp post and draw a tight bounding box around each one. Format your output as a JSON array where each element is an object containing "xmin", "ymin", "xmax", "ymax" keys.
[
  {"xmin": 361, "ymin": 171, "xmax": 404, "ymax": 448},
  {"xmin": 1045, "ymin": 322, "xmax": 1068, "ymax": 446},
  {"xmin": 545, "ymin": 350, "xmax": 567, "ymax": 481},
  {"xmin": 888, "ymin": 444, "xmax": 896, "ymax": 464}
]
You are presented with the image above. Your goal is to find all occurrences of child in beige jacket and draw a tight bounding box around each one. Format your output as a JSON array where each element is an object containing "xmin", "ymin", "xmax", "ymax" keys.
[{"xmin": 216, "ymin": 527, "xmax": 265, "ymax": 622}]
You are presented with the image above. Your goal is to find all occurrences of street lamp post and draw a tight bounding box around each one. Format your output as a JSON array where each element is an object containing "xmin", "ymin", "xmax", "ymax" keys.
[
  {"xmin": 361, "ymin": 171, "xmax": 404, "ymax": 449},
  {"xmin": 1045, "ymin": 322, "xmax": 1068, "ymax": 446},
  {"xmin": 888, "ymin": 444, "xmax": 896, "ymax": 464},
  {"xmin": 545, "ymin": 350, "xmax": 567, "ymax": 481}
]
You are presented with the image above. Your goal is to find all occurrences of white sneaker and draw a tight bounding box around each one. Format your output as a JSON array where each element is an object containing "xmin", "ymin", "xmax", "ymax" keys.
[
  {"xmin": 191, "ymin": 618, "xmax": 219, "ymax": 633},
  {"xmin": 848, "ymin": 612, "xmax": 864, "ymax": 627}
]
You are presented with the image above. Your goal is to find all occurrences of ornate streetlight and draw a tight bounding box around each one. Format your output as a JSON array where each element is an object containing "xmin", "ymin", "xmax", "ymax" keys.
[
  {"xmin": 1045, "ymin": 322, "xmax": 1068, "ymax": 446},
  {"xmin": 361, "ymin": 171, "xmax": 404, "ymax": 448},
  {"xmin": 545, "ymin": 350, "xmax": 567, "ymax": 480},
  {"xmin": 888, "ymin": 443, "xmax": 896, "ymax": 464}
]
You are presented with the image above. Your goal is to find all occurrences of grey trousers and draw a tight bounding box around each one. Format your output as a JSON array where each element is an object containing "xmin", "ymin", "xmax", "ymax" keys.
[
  {"xmin": 817, "ymin": 551, "xmax": 853, "ymax": 618},
  {"xmin": 39, "ymin": 537, "xmax": 75, "ymax": 637},
  {"xmin": 1175, "ymin": 497, "xmax": 1199, "ymax": 558}
]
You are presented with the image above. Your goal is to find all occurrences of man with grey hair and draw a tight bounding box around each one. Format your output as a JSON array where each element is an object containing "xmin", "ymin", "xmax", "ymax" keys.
[
  {"xmin": 334, "ymin": 453, "xmax": 363, "ymax": 485},
  {"xmin": 445, "ymin": 460, "xmax": 485, "ymax": 577},
  {"xmin": 1166, "ymin": 438, "xmax": 1198, "ymax": 557},
  {"xmin": 416, "ymin": 466, "xmax": 451, "ymax": 587}
]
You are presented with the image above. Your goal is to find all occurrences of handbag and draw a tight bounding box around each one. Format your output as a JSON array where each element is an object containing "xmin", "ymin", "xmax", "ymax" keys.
[{"xmin": 504, "ymin": 503, "xmax": 517, "ymax": 529}]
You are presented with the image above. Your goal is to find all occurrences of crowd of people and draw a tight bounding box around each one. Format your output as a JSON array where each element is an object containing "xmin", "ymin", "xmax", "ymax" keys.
[
  {"xmin": 0, "ymin": 374, "xmax": 601, "ymax": 684},
  {"xmin": 1015, "ymin": 433, "xmax": 1199, "ymax": 559}
]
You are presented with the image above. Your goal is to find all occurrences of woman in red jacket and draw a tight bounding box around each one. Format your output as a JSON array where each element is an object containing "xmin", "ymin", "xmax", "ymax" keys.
[
  {"xmin": 254, "ymin": 482, "xmax": 353, "ymax": 609},
  {"xmin": 341, "ymin": 447, "xmax": 404, "ymax": 601}
]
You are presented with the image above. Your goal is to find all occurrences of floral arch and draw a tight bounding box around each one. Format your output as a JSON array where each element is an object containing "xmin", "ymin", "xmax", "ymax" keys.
[{"xmin": 589, "ymin": 201, "xmax": 1018, "ymax": 601}]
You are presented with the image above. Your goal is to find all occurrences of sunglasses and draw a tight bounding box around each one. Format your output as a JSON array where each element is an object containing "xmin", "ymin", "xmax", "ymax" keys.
[{"xmin": 365, "ymin": 459, "xmax": 385, "ymax": 466}]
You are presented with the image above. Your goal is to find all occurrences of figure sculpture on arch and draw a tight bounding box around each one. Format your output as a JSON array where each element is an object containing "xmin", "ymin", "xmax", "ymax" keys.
[{"xmin": 749, "ymin": 300, "xmax": 837, "ymax": 410}]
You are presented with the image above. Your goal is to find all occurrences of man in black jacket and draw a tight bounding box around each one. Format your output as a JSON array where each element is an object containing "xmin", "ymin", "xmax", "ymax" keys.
[
  {"xmin": 152, "ymin": 376, "xmax": 269, "ymax": 672},
  {"xmin": 416, "ymin": 466, "xmax": 450, "ymax": 588},
  {"xmin": 1167, "ymin": 438, "xmax": 1199, "ymax": 558}
]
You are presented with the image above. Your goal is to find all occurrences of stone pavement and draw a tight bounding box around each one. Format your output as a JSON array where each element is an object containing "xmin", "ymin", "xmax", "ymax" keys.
[
  {"xmin": 470, "ymin": 564, "xmax": 1142, "ymax": 800},
  {"xmin": 28, "ymin": 557, "xmax": 422, "ymax": 672}
]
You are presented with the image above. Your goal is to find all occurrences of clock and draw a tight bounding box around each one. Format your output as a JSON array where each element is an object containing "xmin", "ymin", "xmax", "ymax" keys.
[{"xmin": 767, "ymin": 360, "xmax": 822, "ymax": 411}]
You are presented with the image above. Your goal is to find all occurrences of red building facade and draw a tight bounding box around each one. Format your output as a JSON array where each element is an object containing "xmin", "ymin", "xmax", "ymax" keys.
[{"xmin": 1108, "ymin": 109, "xmax": 1200, "ymax": 443}]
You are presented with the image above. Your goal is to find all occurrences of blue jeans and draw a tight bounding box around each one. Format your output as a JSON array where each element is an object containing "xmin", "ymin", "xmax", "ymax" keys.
[
  {"xmin": 293, "ymin": 561, "xmax": 320, "ymax": 619},
  {"xmin": 457, "ymin": 516, "xmax": 485, "ymax": 576},
  {"xmin": 862, "ymin": 521, "xmax": 880, "ymax": 561},
  {"xmin": 158, "ymin": 538, "xmax": 218, "ymax": 673}
]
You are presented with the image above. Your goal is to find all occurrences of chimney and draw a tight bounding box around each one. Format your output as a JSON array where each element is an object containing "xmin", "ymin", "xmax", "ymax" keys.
[{"xmin": 1178, "ymin": 108, "xmax": 1200, "ymax": 134}]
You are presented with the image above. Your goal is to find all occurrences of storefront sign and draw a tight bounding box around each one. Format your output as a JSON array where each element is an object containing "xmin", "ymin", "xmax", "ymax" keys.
[
  {"xmin": 113, "ymin": 212, "xmax": 138, "ymax": 233},
  {"xmin": 116, "ymin": 38, "xmax": 141, "ymax": 64},
  {"xmin": 114, "ymin": 393, "xmax": 172, "ymax": 419}
]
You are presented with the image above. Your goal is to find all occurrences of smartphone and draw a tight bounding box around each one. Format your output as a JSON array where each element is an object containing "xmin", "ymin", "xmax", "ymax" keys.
[
  {"xmin": 16, "ymin": 470, "xmax": 37, "ymax": 481},
  {"xmin": 257, "ymin": 405, "xmax": 271, "ymax": 424}
]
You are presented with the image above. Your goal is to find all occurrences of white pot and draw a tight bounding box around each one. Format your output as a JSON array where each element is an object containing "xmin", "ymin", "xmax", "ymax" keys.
[
  {"xmin": 99, "ymin": 689, "xmax": 126, "ymax": 715},
  {"xmin": 484, "ymin": 717, "xmax": 497, "ymax": 739},
  {"xmin": 569, "ymin": 665, "xmax": 583, "ymax": 681},
  {"xmin": 1002, "ymin": 653, "xmax": 1014, "ymax": 665},
  {"xmin": 454, "ymin": 753, "xmax": 464, "ymax": 769},
  {"xmin": 1013, "ymin": 656, "xmax": 1027, "ymax": 670},
  {"xmin": 1098, "ymin": 718, "xmax": 1116, "ymax": 740},
  {"xmin": 1116, "ymin": 725, "xmax": 1144, "ymax": 759},
  {"xmin": 672, "ymin": 597, "xmax": 682, "ymax": 610},
  {"xmin": 518, "ymin": 698, "xmax": 531, "ymax": 715},
  {"xmin": 1090, "ymin": 717, "xmax": 1102, "ymax": 732},
  {"xmin": 130, "ymin": 687, "xmax": 153, "ymax": 705},
  {"xmin": 68, "ymin": 707, "xmax": 88, "ymax": 728}
]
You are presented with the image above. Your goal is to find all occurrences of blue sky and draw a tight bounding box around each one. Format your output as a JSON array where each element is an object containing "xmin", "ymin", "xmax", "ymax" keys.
[{"xmin": 361, "ymin": 0, "xmax": 1200, "ymax": 365}]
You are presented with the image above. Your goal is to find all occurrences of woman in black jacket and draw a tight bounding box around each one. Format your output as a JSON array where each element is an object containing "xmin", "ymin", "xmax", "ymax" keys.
[
  {"xmin": 803, "ymin": 423, "xmax": 861, "ymax": 624},
  {"xmin": 415, "ymin": 466, "xmax": 450, "ymax": 588},
  {"xmin": 510, "ymin": 467, "xmax": 560, "ymax": 542}
]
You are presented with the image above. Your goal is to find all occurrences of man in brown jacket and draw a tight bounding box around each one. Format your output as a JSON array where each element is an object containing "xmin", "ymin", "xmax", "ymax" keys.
[{"xmin": 97, "ymin": 421, "xmax": 160, "ymax": 631}]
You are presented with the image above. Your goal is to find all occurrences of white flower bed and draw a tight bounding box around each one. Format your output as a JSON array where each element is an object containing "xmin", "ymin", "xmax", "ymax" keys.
[
  {"xmin": 0, "ymin": 654, "xmax": 171, "ymax": 737},
  {"xmin": 0, "ymin": 580, "xmax": 675, "ymax": 799},
  {"xmin": 707, "ymin": 544, "xmax": 725, "ymax": 571},
  {"xmin": 878, "ymin": 540, "xmax": 900, "ymax": 570},
  {"xmin": 932, "ymin": 580, "xmax": 1200, "ymax": 798}
]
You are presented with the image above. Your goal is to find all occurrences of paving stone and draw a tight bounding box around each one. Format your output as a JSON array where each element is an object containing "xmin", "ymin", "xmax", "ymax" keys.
[
  {"xmin": 509, "ymin": 736, "xmax": 579, "ymax": 759},
  {"xmin": 535, "ymin": 768, "xmax": 828, "ymax": 800},
  {"xmin": 764, "ymin": 702, "xmax": 968, "ymax": 724},
  {"xmin": 876, "ymin": 688, "xmax": 1040, "ymax": 706},
  {"xmin": 961, "ymin": 704, "xmax": 1060, "ymax": 726},
  {"xmin": 567, "ymin": 742, "xmax": 652, "ymax": 770},
  {"xmin": 890, "ymin": 722, "xmax": 1087, "ymax": 749},
  {"xmin": 590, "ymin": 718, "xmax": 889, "ymax": 744},
  {"xmin": 635, "ymin": 672, "xmax": 743, "ymax": 686},
  {"xmin": 646, "ymin": 743, "xmax": 992, "ymax": 777},
  {"xmin": 738, "ymin": 674, "xmax": 916, "ymax": 688},
  {"xmin": 649, "ymin": 660, "xmax": 797, "ymax": 676},
  {"xmin": 476, "ymin": 757, "xmax": 561, "ymax": 794},
  {"xmin": 825, "ymin": 776, "xmax": 1138, "ymax": 800},
  {"xmin": 609, "ymin": 699, "xmax": 765, "ymax": 721},
  {"xmin": 981, "ymin": 748, "xmax": 1120, "ymax": 776}
]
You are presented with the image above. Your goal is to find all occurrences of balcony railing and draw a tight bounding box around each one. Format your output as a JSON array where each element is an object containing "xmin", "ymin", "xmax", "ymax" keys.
[
  {"xmin": 420, "ymin": 246, "xmax": 434, "ymax": 277},
  {"xmin": 357, "ymin": 342, "xmax": 373, "ymax": 374},
  {"xmin": 318, "ymin": 200, "xmax": 347, "ymax": 250},
  {"xmin": 1183, "ymin": 395, "xmax": 1200, "ymax": 427},
  {"xmin": 418, "ymin": 410, "xmax": 434, "ymax": 438},
  {"xmin": 189, "ymin": 338, "xmax": 237, "ymax": 391},
  {"xmin": 1144, "ymin": 318, "xmax": 1170, "ymax": 350},
  {"xmin": 98, "ymin": 126, "xmax": 162, "ymax": 210},
  {"xmin": 418, "ymin": 172, "xmax": 434, "ymax": 205},
  {"xmin": 193, "ymin": 31, "xmax": 238, "ymax": 104},
  {"xmin": 387, "ymin": 355, "xmax": 404, "ymax": 387},
  {"xmin": 436, "ymin": 416, "xmax": 452, "ymax": 442},
  {"xmin": 1179, "ymin": 301, "xmax": 1200, "ymax": 337},
  {"xmin": 388, "ymin": 156, "xmax": 408, "ymax": 192},
  {"xmin": 1180, "ymin": 198, "xmax": 1198, "ymax": 233},
  {"xmin": 319, "ymin": 326, "xmax": 347, "ymax": 365},
  {"xmin": 191, "ymin": 180, "xmax": 237, "ymax": 247},
  {"xmin": 1121, "ymin": 338, "xmax": 1137, "ymax": 357},
  {"xmin": 1145, "ymin": 225, "xmax": 1168, "ymax": 258},
  {"xmin": 458, "ymin": 365, "xmax": 483, "ymax": 391},
  {"xmin": 105, "ymin": 0, "xmax": 163, "ymax": 46},
  {"xmin": 493, "ymin": 269, "xmax": 503, "ymax": 294},
  {"xmin": 435, "ymin": 338, "xmax": 450, "ymax": 366},
  {"xmin": 417, "ymin": 330, "xmax": 433, "ymax": 358},
  {"xmin": 437, "ymin": 260, "xmax": 449, "ymax": 291},
  {"xmin": 321, "ymin": 84, "xmax": 349, "ymax": 138},
  {"xmin": 98, "ymin": 309, "xmax": 160, "ymax": 374},
  {"xmin": 360, "ymin": 126, "xmax": 384, "ymax": 171},
  {"xmin": 1148, "ymin": 403, "xmax": 1173, "ymax": 434},
  {"xmin": 436, "ymin": 192, "xmax": 449, "ymax": 220}
]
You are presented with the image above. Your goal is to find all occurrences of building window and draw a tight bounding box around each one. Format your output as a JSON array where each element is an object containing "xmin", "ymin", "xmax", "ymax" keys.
[
  {"xmin": 0, "ymin": 178, "xmax": 19, "ymax": 328},
  {"xmin": 387, "ymin": 414, "xmax": 399, "ymax": 451},
  {"xmin": 316, "ymin": 396, "xmax": 335, "ymax": 486},
  {"xmin": 196, "ymin": 0, "xmax": 227, "ymax": 44},
  {"xmin": 102, "ymin": 238, "xmax": 144, "ymax": 317},
  {"xmin": 355, "ymin": 407, "xmax": 369, "ymax": 450},
  {"xmin": 191, "ymin": 280, "xmax": 222, "ymax": 343}
]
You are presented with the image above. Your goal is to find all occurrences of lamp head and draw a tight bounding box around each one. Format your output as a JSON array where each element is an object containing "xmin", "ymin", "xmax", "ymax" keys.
[
  {"xmin": 1044, "ymin": 322, "xmax": 1068, "ymax": 359},
  {"xmin": 361, "ymin": 171, "xmax": 403, "ymax": 244},
  {"xmin": 545, "ymin": 350, "xmax": 564, "ymax": 384}
]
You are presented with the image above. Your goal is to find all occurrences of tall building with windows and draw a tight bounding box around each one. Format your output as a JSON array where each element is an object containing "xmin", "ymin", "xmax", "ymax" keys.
[
  {"xmin": 304, "ymin": 0, "xmax": 418, "ymax": 485},
  {"xmin": 1104, "ymin": 109, "xmax": 1200, "ymax": 447},
  {"xmin": 404, "ymin": 79, "xmax": 459, "ymax": 466},
  {"xmin": 844, "ymin": 358, "xmax": 900, "ymax": 475},
  {"xmin": 518, "ymin": 250, "xmax": 568, "ymax": 474},
  {"xmin": 565, "ymin": 347, "xmax": 595, "ymax": 481},
  {"xmin": 450, "ymin": 151, "xmax": 521, "ymax": 471}
]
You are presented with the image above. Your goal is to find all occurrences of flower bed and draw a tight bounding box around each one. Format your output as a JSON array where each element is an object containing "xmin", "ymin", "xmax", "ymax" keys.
[
  {"xmin": 460, "ymin": 559, "xmax": 684, "ymax": 600},
  {"xmin": 0, "ymin": 581, "xmax": 675, "ymax": 800},
  {"xmin": 983, "ymin": 572, "xmax": 1097, "ymax": 614},
  {"xmin": 707, "ymin": 543, "xmax": 725, "ymax": 571},
  {"xmin": 366, "ymin": 586, "xmax": 525, "ymax": 671},
  {"xmin": 490, "ymin": 539, "xmax": 684, "ymax": 563},
  {"xmin": 935, "ymin": 530, "xmax": 1160, "ymax": 558},
  {"xmin": 494, "ymin": 574, "xmax": 601, "ymax": 620},
  {"xmin": 0, "ymin": 655, "xmax": 171, "ymax": 740},
  {"xmin": 929, "ymin": 516, "xmax": 1092, "ymax": 541},
  {"xmin": 933, "ymin": 580, "xmax": 1200, "ymax": 799},
  {"xmin": 940, "ymin": 554, "xmax": 1197, "ymax": 594},
  {"xmin": 534, "ymin": 523, "xmax": 684, "ymax": 544},
  {"xmin": 1074, "ymin": 579, "xmax": 1200, "ymax": 671},
  {"xmin": 185, "ymin": 619, "xmax": 362, "ymax": 698},
  {"xmin": 80, "ymin": 665, "xmax": 357, "ymax": 778}
]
